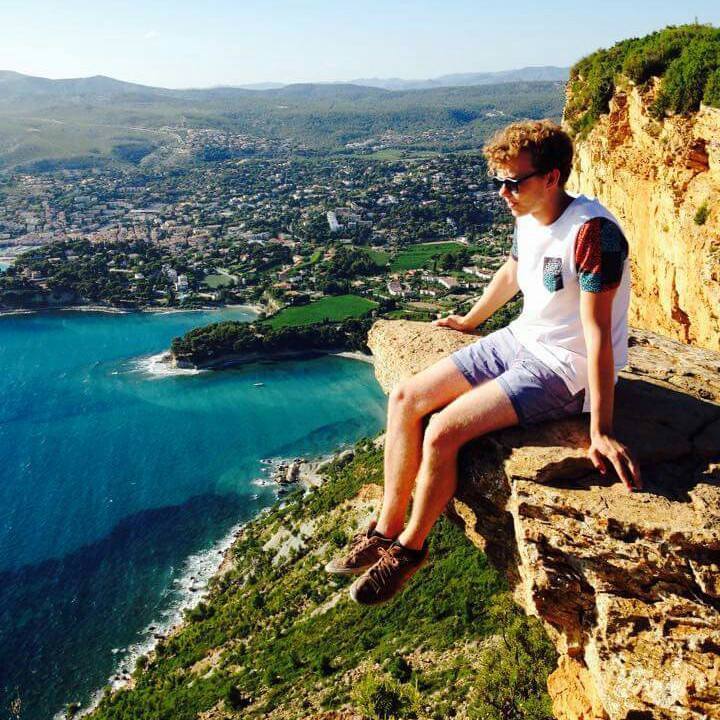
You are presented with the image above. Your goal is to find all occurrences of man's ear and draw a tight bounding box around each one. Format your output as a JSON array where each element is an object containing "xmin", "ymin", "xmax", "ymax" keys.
[{"xmin": 545, "ymin": 168, "xmax": 561, "ymax": 189}]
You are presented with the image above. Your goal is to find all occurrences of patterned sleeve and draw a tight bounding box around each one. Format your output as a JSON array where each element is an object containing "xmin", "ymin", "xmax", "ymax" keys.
[
  {"xmin": 574, "ymin": 217, "xmax": 628, "ymax": 292},
  {"xmin": 510, "ymin": 225, "xmax": 518, "ymax": 260}
]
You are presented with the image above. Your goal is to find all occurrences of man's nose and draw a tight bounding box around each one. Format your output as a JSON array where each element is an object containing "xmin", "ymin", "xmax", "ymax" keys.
[{"xmin": 499, "ymin": 184, "xmax": 511, "ymax": 200}]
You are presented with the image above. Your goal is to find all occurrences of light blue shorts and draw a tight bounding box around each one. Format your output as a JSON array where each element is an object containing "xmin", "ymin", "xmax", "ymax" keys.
[{"xmin": 450, "ymin": 326, "xmax": 585, "ymax": 427}]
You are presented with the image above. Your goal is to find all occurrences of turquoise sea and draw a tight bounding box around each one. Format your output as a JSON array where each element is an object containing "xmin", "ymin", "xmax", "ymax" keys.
[{"xmin": 0, "ymin": 308, "xmax": 387, "ymax": 719}]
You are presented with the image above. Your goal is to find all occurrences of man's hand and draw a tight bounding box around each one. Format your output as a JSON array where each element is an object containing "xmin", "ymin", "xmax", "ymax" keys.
[
  {"xmin": 588, "ymin": 433, "xmax": 642, "ymax": 492},
  {"xmin": 432, "ymin": 314, "xmax": 474, "ymax": 332}
]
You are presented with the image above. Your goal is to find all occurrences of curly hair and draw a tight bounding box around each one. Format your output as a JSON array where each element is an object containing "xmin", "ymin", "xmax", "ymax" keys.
[{"xmin": 483, "ymin": 120, "xmax": 574, "ymax": 186}]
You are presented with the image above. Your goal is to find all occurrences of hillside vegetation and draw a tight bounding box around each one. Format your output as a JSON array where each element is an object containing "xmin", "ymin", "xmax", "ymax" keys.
[
  {"xmin": 0, "ymin": 76, "xmax": 565, "ymax": 169},
  {"xmin": 83, "ymin": 442, "xmax": 556, "ymax": 720},
  {"xmin": 565, "ymin": 23, "xmax": 720, "ymax": 136}
]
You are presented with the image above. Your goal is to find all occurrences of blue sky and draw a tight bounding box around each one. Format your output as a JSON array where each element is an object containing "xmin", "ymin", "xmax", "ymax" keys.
[{"xmin": 1, "ymin": 0, "xmax": 719, "ymax": 88}]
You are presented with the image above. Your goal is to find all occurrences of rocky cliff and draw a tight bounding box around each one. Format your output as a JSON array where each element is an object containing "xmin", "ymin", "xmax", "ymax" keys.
[
  {"xmin": 566, "ymin": 79, "xmax": 720, "ymax": 351},
  {"xmin": 368, "ymin": 319, "xmax": 720, "ymax": 720}
]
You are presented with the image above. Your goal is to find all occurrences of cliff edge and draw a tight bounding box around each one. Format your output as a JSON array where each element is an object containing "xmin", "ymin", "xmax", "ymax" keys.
[
  {"xmin": 566, "ymin": 79, "xmax": 720, "ymax": 351},
  {"xmin": 368, "ymin": 319, "xmax": 720, "ymax": 720}
]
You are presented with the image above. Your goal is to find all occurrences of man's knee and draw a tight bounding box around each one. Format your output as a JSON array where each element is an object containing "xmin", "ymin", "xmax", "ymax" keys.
[
  {"xmin": 389, "ymin": 379, "xmax": 428, "ymax": 419},
  {"xmin": 422, "ymin": 413, "xmax": 461, "ymax": 455}
]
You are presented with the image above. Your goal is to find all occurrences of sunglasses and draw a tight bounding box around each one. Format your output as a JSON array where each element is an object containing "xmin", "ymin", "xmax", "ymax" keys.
[{"xmin": 490, "ymin": 170, "xmax": 543, "ymax": 194}]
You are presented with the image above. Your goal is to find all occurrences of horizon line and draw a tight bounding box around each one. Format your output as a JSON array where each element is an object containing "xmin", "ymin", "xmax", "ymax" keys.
[{"xmin": 0, "ymin": 64, "xmax": 571, "ymax": 92}]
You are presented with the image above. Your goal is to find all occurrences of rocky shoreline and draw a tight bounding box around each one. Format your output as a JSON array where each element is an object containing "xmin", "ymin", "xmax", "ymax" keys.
[
  {"xmin": 260, "ymin": 447, "xmax": 357, "ymax": 493},
  {"xmin": 74, "ymin": 445, "xmax": 359, "ymax": 719},
  {"xmin": 0, "ymin": 302, "xmax": 265, "ymax": 319}
]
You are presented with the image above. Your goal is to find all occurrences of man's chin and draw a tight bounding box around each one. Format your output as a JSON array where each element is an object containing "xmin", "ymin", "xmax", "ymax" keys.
[{"xmin": 508, "ymin": 204, "xmax": 529, "ymax": 217}]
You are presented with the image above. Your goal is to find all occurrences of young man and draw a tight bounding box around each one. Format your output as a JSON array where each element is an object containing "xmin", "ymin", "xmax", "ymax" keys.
[{"xmin": 326, "ymin": 119, "xmax": 642, "ymax": 605}]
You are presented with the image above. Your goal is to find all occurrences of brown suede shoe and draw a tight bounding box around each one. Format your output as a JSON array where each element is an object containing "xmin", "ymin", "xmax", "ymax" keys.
[
  {"xmin": 324, "ymin": 520, "xmax": 396, "ymax": 575},
  {"xmin": 349, "ymin": 540, "xmax": 429, "ymax": 605}
]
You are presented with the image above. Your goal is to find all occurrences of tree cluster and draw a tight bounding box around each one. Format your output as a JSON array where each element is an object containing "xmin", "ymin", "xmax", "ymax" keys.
[{"xmin": 170, "ymin": 317, "xmax": 373, "ymax": 365}]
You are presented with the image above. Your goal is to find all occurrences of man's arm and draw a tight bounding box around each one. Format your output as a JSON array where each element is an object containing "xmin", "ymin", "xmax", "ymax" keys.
[
  {"xmin": 433, "ymin": 256, "xmax": 519, "ymax": 332},
  {"xmin": 580, "ymin": 288, "xmax": 616, "ymax": 436},
  {"xmin": 579, "ymin": 277, "xmax": 642, "ymax": 491}
]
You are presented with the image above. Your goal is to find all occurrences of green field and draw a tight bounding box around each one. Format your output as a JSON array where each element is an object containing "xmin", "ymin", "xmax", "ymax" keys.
[
  {"xmin": 202, "ymin": 273, "xmax": 235, "ymax": 289},
  {"xmin": 390, "ymin": 241, "xmax": 465, "ymax": 271},
  {"xmin": 384, "ymin": 308, "xmax": 435, "ymax": 322},
  {"xmin": 266, "ymin": 294, "xmax": 378, "ymax": 329},
  {"xmin": 365, "ymin": 248, "xmax": 390, "ymax": 266}
]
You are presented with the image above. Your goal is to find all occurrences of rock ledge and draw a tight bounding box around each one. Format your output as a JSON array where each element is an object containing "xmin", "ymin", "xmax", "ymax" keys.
[{"xmin": 368, "ymin": 319, "xmax": 720, "ymax": 720}]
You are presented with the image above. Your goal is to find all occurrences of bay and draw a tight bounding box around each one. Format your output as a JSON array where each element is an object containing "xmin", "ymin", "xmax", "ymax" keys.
[{"xmin": 0, "ymin": 308, "xmax": 387, "ymax": 719}]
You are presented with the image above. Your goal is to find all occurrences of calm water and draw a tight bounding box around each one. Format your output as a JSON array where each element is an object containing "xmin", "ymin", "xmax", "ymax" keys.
[{"xmin": 0, "ymin": 308, "xmax": 387, "ymax": 719}]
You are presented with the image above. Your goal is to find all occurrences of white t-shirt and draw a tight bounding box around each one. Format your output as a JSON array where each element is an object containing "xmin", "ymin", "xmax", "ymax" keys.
[{"xmin": 507, "ymin": 193, "xmax": 631, "ymax": 413}]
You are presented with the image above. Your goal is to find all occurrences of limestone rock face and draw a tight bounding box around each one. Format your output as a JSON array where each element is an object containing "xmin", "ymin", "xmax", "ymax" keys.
[
  {"xmin": 368, "ymin": 319, "xmax": 720, "ymax": 720},
  {"xmin": 566, "ymin": 80, "xmax": 720, "ymax": 352}
]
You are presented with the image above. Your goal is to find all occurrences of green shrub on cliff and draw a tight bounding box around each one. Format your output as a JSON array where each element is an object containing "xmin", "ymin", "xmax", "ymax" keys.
[
  {"xmin": 566, "ymin": 24, "xmax": 720, "ymax": 136},
  {"xmin": 652, "ymin": 37, "xmax": 720, "ymax": 117},
  {"xmin": 694, "ymin": 201, "xmax": 710, "ymax": 226},
  {"xmin": 468, "ymin": 593, "xmax": 556, "ymax": 720},
  {"xmin": 351, "ymin": 673, "xmax": 421, "ymax": 719},
  {"xmin": 705, "ymin": 68, "xmax": 720, "ymax": 106}
]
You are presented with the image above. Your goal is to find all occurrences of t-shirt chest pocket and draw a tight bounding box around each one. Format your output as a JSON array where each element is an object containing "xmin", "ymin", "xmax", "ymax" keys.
[{"xmin": 542, "ymin": 256, "xmax": 564, "ymax": 292}]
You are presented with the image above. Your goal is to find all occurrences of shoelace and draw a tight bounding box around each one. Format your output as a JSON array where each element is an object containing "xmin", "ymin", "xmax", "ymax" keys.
[
  {"xmin": 367, "ymin": 545, "xmax": 401, "ymax": 592},
  {"xmin": 346, "ymin": 531, "xmax": 375, "ymax": 563}
]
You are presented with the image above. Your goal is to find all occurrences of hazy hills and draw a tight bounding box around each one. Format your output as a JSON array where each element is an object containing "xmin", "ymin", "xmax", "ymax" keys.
[
  {"xmin": 0, "ymin": 65, "xmax": 568, "ymax": 96},
  {"xmin": 231, "ymin": 65, "xmax": 569, "ymax": 91},
  {"xmin": 0, "ymin": 69, "xmax": 567, "ymax": 171}
]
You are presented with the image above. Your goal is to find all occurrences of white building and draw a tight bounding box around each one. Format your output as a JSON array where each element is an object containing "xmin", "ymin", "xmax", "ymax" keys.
[
  {"xmin": 462, "ymin": 266, "xmax": 493, "ymax": 280},
  {"xmin": 326, "ymin": 211, "xmax": 340, "ymax": 233},
  {"xmin": 437, "ymin": 276, "xmax": 459, "ymax": 289}
]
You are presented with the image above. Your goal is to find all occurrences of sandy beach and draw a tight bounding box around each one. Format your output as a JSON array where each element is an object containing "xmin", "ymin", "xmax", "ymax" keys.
[{"xmin": 332, "ymin": 350, "xmax": 375, "ymax": 365}]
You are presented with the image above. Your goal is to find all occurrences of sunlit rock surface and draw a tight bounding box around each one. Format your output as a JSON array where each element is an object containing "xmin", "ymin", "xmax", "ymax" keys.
[{"xmin": 369, "ymin": 319, "xmax": 720, "ymax": 720}]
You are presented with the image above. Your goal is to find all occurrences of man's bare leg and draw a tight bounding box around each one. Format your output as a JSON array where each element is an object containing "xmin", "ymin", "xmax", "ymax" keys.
[
  {"xmin": 374, "ymin": 357, "xmax": 472, "ymax": 539},
  {"xmin": 397, "ymin": 379, "xmax": 519, "ymax": 550}
]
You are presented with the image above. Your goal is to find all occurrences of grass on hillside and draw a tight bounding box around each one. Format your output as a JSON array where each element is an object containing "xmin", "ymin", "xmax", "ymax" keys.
[
  {"xmin": 84, "ymin": 442, "xmax": 556, "ymax": 720},
  {"xmin": 266, "ymin": 294, "xmax": 378, "ymax": 329},
  {"xmin": 390, "ymin": 241, "xmax": 465, "ymax": 271},
  {"xmin": 0, "ymin": 116, "xmax": 175, "ymax": 170}
]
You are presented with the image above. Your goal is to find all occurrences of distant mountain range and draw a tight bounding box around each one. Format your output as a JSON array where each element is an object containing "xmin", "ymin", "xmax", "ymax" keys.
[
  {"xmin": 323, "ymin": 66, "xmax": 569, "ymax": 91},
  {"xmin": 0, "ymin": 69, "xmax": 567, "ymax": 171},
  {"xmin": 0, "ymin": 66, "xmax": 569, "ymax": 97}
]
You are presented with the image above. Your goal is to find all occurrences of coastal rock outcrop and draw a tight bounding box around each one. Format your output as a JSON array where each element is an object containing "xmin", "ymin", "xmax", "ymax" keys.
[
  {"xmin": 566, "ymin": 79, "xmax": 720, "ymax": 351},
  {"xmin": 368, "ymin": 319, "xmax": 720, "ymax": 720}
]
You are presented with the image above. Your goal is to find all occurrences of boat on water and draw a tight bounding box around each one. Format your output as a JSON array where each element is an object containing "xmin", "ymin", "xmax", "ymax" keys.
[{"xmin": 253, "ymin": 382, "xmax": 265, "ymax": 387}]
